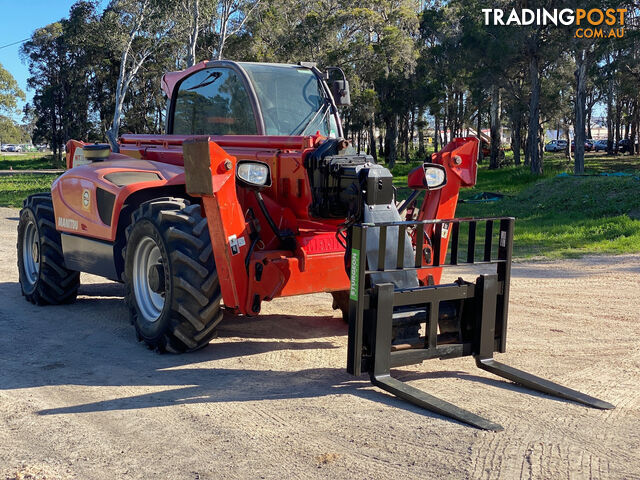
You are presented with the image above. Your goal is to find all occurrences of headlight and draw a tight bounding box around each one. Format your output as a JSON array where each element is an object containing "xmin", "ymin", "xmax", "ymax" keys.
[
  {"xmin": 407, "ymin": 163, "xmax": 447, "ymax": 190},
  {"xmin": 424, "ymin": 166, "xmax": 446, "ymax": 189},
  {"xmin": 236, "ymin": 161, "xmax": 272, "ymax": 188}
]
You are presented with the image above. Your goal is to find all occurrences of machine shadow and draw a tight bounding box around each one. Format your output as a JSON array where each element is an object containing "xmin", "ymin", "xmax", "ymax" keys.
[
  {"xmin": 33, "ymin": 364, "xmax": 486, "ymax": 428},
  {"xmin": 75, "ymin": 282, "xmax": 347, "ymax": 341},
  {"xmin": 217, "ymin": 314, "xmax": 347, "ymax": 340},
  {"xmin": 0, "ymin": 281, "xmax": 477, "ymax": 425},
  {"xmin": 2, "ymin": 281, "xmax": 584, "ymax": 425},
  {"xmin": 78, "ymin": 282, "xmax": 126, "ymax": 297}
]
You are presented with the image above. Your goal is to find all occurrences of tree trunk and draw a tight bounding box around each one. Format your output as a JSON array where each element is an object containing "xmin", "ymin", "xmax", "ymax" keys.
[
  {"xmin": 409, "ymin": 108, "xmax": 415, "ymax": 148},
  {"xmin": 629, "ymin": 106, "xmax": 637, "ymax": 156},
  {"xmin": 607, "ymin": 54, "xmax": 614, "ymax": 154},
  {"xmin": 624, "ymin": 118, "xmax": 629, "ymax": 140},
  {"xmin": 368, "ymin": 122, "xmax": 377, "ymax": 162},
  {"xmin": 458, "ymin": 92, "xmax": 464, "ymax": 138},
  {"xmin": 574, "ymin": 50, "xmax": 587, "ymax": 174},
  {"xmin": 216, "ymin": 0, "xmax": 231, "ymax": 60},
  {"xmin": 490, "ymin": 83, "xmax": 501, "ymax": 169},
  {"xmin": 107, "ymin": 59, "xmax": 128, "ymax": 152},
  {"xmin": 398, "ymin": 114, "xmax": 406, "ymax": 160},
  {"xmin": 404, "ymin": 112, "xmax": 410, "ymax": 161},
  {"xmin": 187, "ymin": 0, "xmax": 200, "ymax": 67},
  {"xmin": 434, "ymin": 115, "xmax": 440, "ymax": 152},
  {"xmin": 630, "ymin": 101, "xmax": 638, "ymax": 155},
  {"xmin": 511, "ymin": 116, "xmax": 521, "ymax": 166},
  {"xmin": 527, "ymin": 54, "xmax": 542, "ymax": 174},
  {"xmin": 443, "ymin": 94, "xmax": 449, "ymax": 144},
  {"xmin": 615, "ymin": 101, "xmax": 621, "ymax": 153},
  {"xmin": 476, "ymin": 108, "xmax": 483, "ymax": 163},
  {"xmin": 385, "ymin": 115, "xmax": 398, "ymax": 168}
]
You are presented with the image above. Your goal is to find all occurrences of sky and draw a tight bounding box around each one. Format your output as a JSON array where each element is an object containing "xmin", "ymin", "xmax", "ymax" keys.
[{"xmin": 0, "ymin": 0, "xmax": 107, "ymax": 120}]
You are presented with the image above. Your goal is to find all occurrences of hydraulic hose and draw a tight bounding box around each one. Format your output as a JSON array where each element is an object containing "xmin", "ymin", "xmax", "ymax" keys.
[{"xmin": 253, "ymin": 190, "xmax": 296, "ymax": 250}]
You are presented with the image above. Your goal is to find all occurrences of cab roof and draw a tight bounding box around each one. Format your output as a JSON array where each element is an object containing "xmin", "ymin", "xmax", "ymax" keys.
[{"xmin": 161, "ymin": 61, "xmax": 312, "ymax": 99}]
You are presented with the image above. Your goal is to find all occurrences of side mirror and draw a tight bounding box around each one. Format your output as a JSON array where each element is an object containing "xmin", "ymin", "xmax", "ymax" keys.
[
  {"xmin": 407, "ymin": 163, "xmax": 447, "ymax": 190},
  {"xmin": 326, "ymin": 67, "xmax": 351, "ymax": 106},
  {"xmin": 330, "ymin": 79, "xmax": 351, "ymax": 106}
]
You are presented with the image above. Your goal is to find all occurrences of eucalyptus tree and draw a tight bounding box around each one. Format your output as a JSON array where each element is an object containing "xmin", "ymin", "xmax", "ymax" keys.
[
  {"xmin": 0, "ymin": 62, "xmax": 25, "ymax": 115},
  {"xmin": 568, "ymin": 0, "xmax": 626, "ymax": 173},
  {"xmin": 21, "ymin": 23, "xmax": 67, "ymax": 160},
  {"xmin": 103, "ymin": 0, "xmax": 179, "ymax": 150},
  {"xmin": 0, "ymin": 63, "xmax": 26, "ymax": 146}
]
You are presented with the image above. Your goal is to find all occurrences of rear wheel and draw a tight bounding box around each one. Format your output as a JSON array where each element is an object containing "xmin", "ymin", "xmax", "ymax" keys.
[
  {"xmin": 17, "ymin": 194, "xmax": 80, "ymax": 305},
  {"xmin": 124, "ymin": 198, "xmax": 222, "ymax": 352}
]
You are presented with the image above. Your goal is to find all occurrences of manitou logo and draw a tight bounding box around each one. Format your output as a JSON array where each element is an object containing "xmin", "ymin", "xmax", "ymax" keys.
[{"xmin": 57, "ymin": 217, "xmax": 79, "ymax": 231}]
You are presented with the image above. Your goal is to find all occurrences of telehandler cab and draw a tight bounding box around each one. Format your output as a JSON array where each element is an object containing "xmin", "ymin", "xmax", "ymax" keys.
[{"xmin": 17, "ymin": 61, "xmax": 613, "ymax": 429}]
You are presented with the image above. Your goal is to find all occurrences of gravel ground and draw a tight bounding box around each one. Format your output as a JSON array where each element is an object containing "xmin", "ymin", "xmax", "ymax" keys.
[{"xmin": 0, "ymin": 206, "xmax": 638, "ymax": 480}]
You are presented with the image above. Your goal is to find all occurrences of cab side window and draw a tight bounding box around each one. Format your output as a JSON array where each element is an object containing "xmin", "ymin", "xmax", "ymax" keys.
[{"xmin": 172, "ymin": 68, "xmax": 257, "ymax": 135}]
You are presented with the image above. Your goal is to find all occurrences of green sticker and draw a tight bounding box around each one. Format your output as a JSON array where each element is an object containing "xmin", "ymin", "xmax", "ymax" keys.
[{"xmin": 349, "ymin": 248, "xmax": 360, "ymax": 301}]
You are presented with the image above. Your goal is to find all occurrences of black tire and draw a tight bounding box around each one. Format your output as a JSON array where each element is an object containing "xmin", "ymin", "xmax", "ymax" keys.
[
  {"xmin": 17, "ymin": 194, "xmax": 80, "ymax": 305},
  {"xmin": 123, "ymin": 197, "xmax": 222, "ymax": 352}
]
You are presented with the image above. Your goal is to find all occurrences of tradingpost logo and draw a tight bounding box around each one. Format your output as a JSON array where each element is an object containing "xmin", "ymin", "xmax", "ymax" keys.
[{"xmin": 482, "ymin": 8, "xmax": 627, "ymax": 38}]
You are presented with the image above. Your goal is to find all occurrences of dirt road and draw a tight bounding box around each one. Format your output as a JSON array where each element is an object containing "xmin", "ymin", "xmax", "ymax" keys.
[{"xmin": 1, "ymin": 206, "xmax": 638, "ymax": 479}]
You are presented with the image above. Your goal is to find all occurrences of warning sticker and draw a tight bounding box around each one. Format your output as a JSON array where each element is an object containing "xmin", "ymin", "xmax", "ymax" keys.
[
  {"xmin": 441, "ymin": 222, "xmax": 450, "ymax": 239},
  {"xmin": 228, "ymin": 235, "xmax": 239, "ymax": 255}
]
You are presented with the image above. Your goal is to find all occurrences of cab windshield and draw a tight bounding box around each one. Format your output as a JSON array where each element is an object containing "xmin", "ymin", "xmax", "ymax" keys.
[{"xmin": 241, "ymin": 63, "xmax": 338, "ymax": 137}]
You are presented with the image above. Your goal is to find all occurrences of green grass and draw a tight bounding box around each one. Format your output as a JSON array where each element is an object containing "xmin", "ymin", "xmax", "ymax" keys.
[
  {"xmin": 2, "ymin": 149, "xmax": 639, "ymax": 259},
  {"xmin": 0, "ymin": 174, "xmax": 58, "ymax": 208},
  {"xmin": 391, "ymin": 151, "xmax": 640, "ymax": 259},
  {"xmin": 0, "ymin": 153, "xmax": 61, "ymax": 207},
  {"xmin": 0, "ymin": 152, "xmax": 60, "ymax": 170}
]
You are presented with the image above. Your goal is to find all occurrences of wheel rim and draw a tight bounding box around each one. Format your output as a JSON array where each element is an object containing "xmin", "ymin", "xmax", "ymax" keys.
[
  {"xmin": 133, "ymin": 236, "xmax": 165, "ymax": 323},
  {"xmin": 22, "ymin": 219, "xmax": 40, "ymax": 285}
]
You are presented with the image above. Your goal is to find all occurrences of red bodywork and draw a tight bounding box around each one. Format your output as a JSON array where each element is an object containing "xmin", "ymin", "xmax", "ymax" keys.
[{"xmin": 60, "ymin": 135, "xmax": 478, "ymax": 316}]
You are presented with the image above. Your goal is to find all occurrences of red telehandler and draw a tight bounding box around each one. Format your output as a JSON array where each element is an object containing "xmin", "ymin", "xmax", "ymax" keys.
[{"xmin": 17, "ymin": 61, "xmax": 613, "ymax": 429}]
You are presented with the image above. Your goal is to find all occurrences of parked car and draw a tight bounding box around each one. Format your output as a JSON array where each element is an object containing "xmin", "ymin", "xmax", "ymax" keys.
[
  {"xmin": 594, "ymin": 139, "xmax": 608, "ymax": 152},
  {"xmin": 544, "ymin": 140, "xmax": 557, "ymax": 152},
  {"xmin": 617, "ymin": 139, "xmax": 636, "ymax": 154},
  {"xmin": 571, "ymin": 140, "xmax": 594, "ymax": 152},
  {"xmin": 545, "ymin": 139, "xmax": 567, "ymax": 152}
]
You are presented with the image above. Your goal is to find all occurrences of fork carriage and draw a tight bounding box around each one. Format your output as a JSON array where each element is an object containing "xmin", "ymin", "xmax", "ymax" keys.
[{"xmin": 347, "ymin": 217, "xmax": 614, "ymax": 430}]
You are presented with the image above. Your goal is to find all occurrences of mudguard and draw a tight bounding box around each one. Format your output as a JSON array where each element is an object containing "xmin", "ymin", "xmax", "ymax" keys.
[{"xmin": 52, "ymin": 156, "xmax": 186, "ymax": 243}]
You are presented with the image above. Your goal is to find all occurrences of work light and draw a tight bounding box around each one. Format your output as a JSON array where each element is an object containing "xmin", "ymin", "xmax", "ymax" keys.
[{"xmin": 236, "ymin": 161, "xmax": 272, "ymax": 188}]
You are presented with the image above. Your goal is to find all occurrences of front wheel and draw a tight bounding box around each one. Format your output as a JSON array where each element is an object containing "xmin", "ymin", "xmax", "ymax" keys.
[
  {"xmin": 124, "ymin": 198, "xmax": 223, "ymax": 352},
  {"xmin": 17, "ymin": 194, "xmax": 80, "ymax": 305}
]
